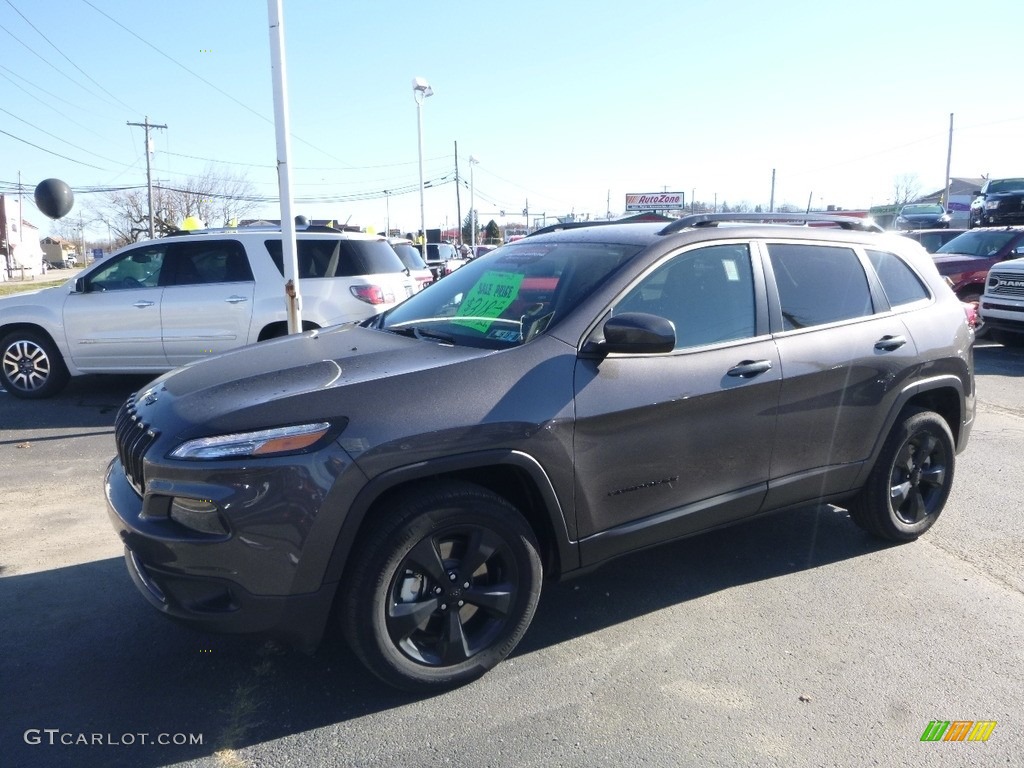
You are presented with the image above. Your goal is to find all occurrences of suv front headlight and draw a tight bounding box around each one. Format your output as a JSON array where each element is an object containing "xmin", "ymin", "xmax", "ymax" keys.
[
  {"xmin": 986, "ymin": 200, "xmax": 1001, "ymax": 210},
  {"xmin": 170, "ymin": 422, "xmax": 332, "ymax": 459}
]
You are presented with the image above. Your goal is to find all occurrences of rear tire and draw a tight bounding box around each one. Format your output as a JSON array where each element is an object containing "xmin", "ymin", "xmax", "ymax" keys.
[
  {"xmin": 848, "ymin": 408, "xmax": 955, "ymax": 541},
  {"xmin": 342, "ymin": 481, "xmax": 542, "ymax": 691},
  {"xmin": 0, "ymin": 330, "xmax": 70, "ymax": 399}
]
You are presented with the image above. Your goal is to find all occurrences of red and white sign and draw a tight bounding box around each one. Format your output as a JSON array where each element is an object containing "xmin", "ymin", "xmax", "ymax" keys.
[{"xmin": 625, "ymin": 192, "xmax": 685, "ymax": 211}]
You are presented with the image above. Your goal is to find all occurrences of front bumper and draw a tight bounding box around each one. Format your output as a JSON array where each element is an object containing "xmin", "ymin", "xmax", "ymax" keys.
[{"xmin": 104, "ymin": 458, "xmax": 344, "ymax": 651}]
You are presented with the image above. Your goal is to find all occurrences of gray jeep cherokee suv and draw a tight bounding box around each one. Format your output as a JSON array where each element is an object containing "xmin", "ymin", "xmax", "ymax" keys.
[{"xmin": 106, "ymin": 214, "xmax": 974, "ymax": 691}]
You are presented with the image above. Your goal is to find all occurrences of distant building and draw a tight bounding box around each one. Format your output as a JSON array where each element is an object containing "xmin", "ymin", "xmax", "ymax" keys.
[{"xmin": 918, "ymin": 177, "xmax": 986, "ymax": 228}]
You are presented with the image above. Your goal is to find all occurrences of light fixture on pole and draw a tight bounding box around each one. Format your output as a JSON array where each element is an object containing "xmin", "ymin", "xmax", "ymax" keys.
[
  {"xmin": 469, "ymin": 155, "xmax": 479, "ymax": 248},
  {"xmin": 412, "ymin": 77, "xmax": 433, "ymax": 251}
]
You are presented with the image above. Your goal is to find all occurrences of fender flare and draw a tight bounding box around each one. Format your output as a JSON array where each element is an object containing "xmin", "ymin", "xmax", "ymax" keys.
[{"xmin": 320, "ymin": 449, "xmax": 580, "ymax": 587}]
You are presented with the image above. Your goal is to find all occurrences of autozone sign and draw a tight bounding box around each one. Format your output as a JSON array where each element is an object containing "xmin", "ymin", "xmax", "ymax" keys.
[{"xmin": 625, "ymin": 192, "xmax": 685, "ymax": 211}]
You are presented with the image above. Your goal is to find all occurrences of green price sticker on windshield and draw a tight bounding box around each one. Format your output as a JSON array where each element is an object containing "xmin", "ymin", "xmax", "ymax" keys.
[{"xmin": 454, "ymin": 271, "xmax": 524, "ymax": 333}]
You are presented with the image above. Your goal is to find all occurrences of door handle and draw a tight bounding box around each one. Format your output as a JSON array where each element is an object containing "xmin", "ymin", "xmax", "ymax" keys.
[
  {"xmin": 225, "ymin": 295, "xmax": 249, "ymax": 304},
  {"xmin": 132, "ymin": 300, "xmax": 154, "ymax": 308},
  {"xmin": 874, "ymin": 335, "xmax": 907, "ymax": 351},
  {"xmin": 727, "ymin": 359, "xmax": 773, "ymax": 378}
]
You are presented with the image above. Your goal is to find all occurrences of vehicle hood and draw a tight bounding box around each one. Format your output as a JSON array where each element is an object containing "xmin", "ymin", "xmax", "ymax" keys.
[
  {"xmin": 986, "ymin": 190, "xmax": 1024, "ymax": 200},
  {"xmin": 136, "ymin": 324, "xmax": 491, "ymax": 436},
  {"xmin": 930, "ymin": 253, "xmax": 989, "ymax": 274},
  {"xmin": 0, "ymin": 282, "xmax": 71, "ymax": 307}
]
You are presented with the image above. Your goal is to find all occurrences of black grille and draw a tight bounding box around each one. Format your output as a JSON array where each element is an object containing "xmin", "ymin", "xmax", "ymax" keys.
[{"xmin": 115, "ymin": 395, "xmax": 159, "ymax": 494}]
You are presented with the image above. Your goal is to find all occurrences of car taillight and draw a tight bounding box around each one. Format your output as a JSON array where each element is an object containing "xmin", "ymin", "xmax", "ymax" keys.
[
  {"xmin": 962, "ymin": 302, "xmax": 978, "ymax": 329},
  {"xmin": 350, "ymin": 285, "xmax": 388, "ymax": 305}
]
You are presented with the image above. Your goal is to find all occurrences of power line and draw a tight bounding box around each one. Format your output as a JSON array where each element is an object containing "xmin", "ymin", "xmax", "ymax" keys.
[
  {"xmin": 3, "ymin": 0, "xmax": 138, "ymax": 114},
  {"xmin": 0, "ymin": 128, "xmax": 108, "ymax": 170},
  {"xmin": 0, "ymin": 106, "xmax": 127, "ymax": 166},
  {"xmin": 0, "ymin": 20, "xmax": 125, "ymax": 113},
  {"xmin": 80, "ymin": 0, "xmax": 358, "ymax": 168}
]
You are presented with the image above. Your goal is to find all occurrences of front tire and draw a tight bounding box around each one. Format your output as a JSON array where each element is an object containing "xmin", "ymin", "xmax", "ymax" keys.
[
  {"xmin": 848, "ymin": 408, "xmax": 955, "ymax": 541},
  {"xmin": 342, "ymin": 481, "xmax": 542, "ymax": 691},
  {"xmin": 0, "ymin": 330, "xmax": 70, "ymax": 399}
]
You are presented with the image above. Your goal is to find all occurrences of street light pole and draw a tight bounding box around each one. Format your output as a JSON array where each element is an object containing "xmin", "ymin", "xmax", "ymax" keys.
[
  {"xmin": 413, "ymin": 77, "xmax": 433, "ymax": 251},
  {"xmin": 469, "ymin": 155, "xmax": 479, "ymax": 248}
]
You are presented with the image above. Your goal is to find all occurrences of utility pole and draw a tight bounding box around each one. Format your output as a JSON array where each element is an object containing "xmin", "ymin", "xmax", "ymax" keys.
[
  {"xmin": 943, "ymin": 113, "xmax": 954, "ymax": 210},
  {"xmin": 769, "ymin": 169, "xmax": 776, "ymax": 213},
  {"xmin": 127, "ymin": 117, "xmax": 167, "ymax": 238},
  {"xmin": 454, "ymin": 141, "xmax": 462, "ymax": 243}
]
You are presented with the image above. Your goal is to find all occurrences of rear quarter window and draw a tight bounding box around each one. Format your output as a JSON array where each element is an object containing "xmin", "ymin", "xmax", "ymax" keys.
[
  {"xmin": 866, "ymin": 249, "xmax": 929, "ymax": 307},
  {"xmin": 265, "ymin": 239, "xmax": 405, "ymax": 277}
]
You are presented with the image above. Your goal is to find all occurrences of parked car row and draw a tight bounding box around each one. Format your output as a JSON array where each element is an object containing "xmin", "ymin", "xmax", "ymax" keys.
[{"xmin": 0, "ymin": 225, "xmax": 417, "ymax": 398}]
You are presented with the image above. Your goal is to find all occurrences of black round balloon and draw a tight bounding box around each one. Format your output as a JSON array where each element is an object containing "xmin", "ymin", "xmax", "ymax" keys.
[{"xmin": 34, "ymin": 179, "xmax": 74, "ymax": 219}]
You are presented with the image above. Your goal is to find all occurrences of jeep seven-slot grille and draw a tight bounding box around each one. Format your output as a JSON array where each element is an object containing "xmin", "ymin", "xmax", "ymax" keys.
[{"xmin": 115, "ymin": 395, "xmax": 159, "ymax": 495}]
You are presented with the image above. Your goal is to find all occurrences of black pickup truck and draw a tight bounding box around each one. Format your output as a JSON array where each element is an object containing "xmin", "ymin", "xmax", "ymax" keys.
[{"xmin": 969, "ymin": 177, "xmax": 1024, "ymax": 228}]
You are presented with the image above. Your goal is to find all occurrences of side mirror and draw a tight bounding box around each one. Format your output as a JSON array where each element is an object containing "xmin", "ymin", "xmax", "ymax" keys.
[
  {"xmin": 590, "ymin": 312, "xmax": 676, "ymax": 355},
  {"xmin": 74, "ymin": 277, "xmax": 86, "ymax": 294}
]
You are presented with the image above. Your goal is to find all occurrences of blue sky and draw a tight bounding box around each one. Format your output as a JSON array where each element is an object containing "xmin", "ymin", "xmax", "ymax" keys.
[{"xmin": 3, "ymin": 0, "xmax": 1023, "ymax": 240}]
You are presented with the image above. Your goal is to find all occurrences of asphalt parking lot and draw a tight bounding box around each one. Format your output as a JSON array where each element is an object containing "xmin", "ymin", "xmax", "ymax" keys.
[{"xmin": 1, "ymin": 342, "xmax": 1023, "ymax": 768}]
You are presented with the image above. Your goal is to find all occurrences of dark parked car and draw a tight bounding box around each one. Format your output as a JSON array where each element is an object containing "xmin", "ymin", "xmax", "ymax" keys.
[
  {"xmin": 107, "ymin": 213, "xmax": 974, "ymax": 691},
  {"xmin": 894, "ymin": 203, "xmax": 951, "ymax": 230},
  {"xmin": 968, "ymin": 178, "xmax": 1024, "ymax": 228},
  {"xmin": 421, "ymin": 242, "xmax": 466, "ymax": 280},
  {"xmin": 931, "ymin": 227, "xmax": 1024, "ymax": 303},
  {"xmin": 898, "ymin": 228, "xmax": 966, "ymax": 253}
]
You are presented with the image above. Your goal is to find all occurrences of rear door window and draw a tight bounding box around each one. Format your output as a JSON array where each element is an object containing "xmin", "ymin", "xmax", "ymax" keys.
[
  {"xmin": 767, "ymin": 243, "xmax": 874, "ymax": 329},
  {"xmin": 161, "ymin": 240, "xmax": 252, "ymax": 286},
  {"xmin": 265, "ymin": 239, "xmax": 405, "ymax": 277}
]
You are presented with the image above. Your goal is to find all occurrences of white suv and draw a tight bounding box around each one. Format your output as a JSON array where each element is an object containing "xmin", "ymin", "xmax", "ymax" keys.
[
  {"xmin": 0, "ymin": 225, "xmax": 415, "ymax": 398},
  {"xmin": 980, "ymin": 257, "xmax": 1024, "ymax": 346}
]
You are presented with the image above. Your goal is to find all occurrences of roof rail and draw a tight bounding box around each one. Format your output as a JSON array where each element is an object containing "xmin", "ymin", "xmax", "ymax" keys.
[
  {"xmin": 526, "ymin": 220, "xmax": 624, "ymax": 237},
  {"xmin": 163, "ymin": 223, "xmax": 365, "ymax": 238},
  {"xmin": 658, "ymin": 212, "xmax": 884, "ymax": 234}
]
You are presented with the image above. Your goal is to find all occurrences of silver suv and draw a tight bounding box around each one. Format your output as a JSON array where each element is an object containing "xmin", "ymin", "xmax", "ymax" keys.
[{"xmin": 0, "ymin": 225, "xmax": 414, "ymax": 398}]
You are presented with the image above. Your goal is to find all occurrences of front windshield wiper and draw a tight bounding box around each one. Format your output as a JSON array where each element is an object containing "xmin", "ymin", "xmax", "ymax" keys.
[{"xmin": 386, "ymin": 325, "xmax": 457, "ymax": 344}]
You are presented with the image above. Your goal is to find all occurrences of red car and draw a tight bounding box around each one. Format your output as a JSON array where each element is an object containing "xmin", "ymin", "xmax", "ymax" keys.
[{"xmin": 931, "ymin": 227, "xmax": 1024, "ymax": 303}]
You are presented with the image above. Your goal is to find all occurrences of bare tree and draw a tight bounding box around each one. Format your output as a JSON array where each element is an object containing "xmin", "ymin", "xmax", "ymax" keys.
[
  {"xmin": 89, "ymin": 166, "xmax": 260, "ymax": 243},
  {"xmin": 892, "ymin": 173, "xmax": 922, "ymax": 206}
]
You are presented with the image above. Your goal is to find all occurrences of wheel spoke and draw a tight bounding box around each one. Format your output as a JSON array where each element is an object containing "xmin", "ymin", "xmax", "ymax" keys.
[
  {"xmin": 905, "ymin": 487, "xmax": 927, "ymax": 523},
  {"xmin": 405, "ymin": 537, "xmax": 448, "ymax": 584},
  {"xmin": 920, "ymin": 464, "xmax": 946, "ymax": 489},
  {"xmin": 387, "ymin": 597, "xmax": 439, "ymax": 640},
  {"xmin": 895, "ymin": 443, "xmax": 916, "ymax": 474},
  {"xmin": 917, "ymin": 434, "xmax": 938, "ymax": 462},
  {"xmin": 464, "ymin": 582, "xmax": 513, "ymax": 618},
  {"xmin": 890, "ymin": 479, "xmax": 911, "ymax": 509},
  {"xmin": 439, "ymin": 608, "xmax": 471, "ymax": 664},
  {"xmin": 459, "ymin": 528, "xmax": 500, "ymax": 577}
]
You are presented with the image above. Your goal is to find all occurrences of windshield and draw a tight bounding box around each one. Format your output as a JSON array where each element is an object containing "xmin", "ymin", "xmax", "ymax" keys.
[
  {"xmin": 390, "ymin": 242, "xmax": 428, "ymax": 270},
  {"xmin": 986, "ymin": 179, "xmax": 1024, "ymax": 194},
  {"xmin": 377, "ymin": 240, "xmax": 641, "ymax": 348},
  {"xmin": 901, "ymin": 204, "xmax": 944, "ymax": 215},
  {"xmin": 936, "ymin": 230, "xmax": 1015, "ymax": 257}
]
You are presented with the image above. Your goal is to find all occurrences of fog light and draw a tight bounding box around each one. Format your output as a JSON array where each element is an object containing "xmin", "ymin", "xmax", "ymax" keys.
[{"xmin": 170, "ymin": 497, "xmax": 229, "ymax": 535}]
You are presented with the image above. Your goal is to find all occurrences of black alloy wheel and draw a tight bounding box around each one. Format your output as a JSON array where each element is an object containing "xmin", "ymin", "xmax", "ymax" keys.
[
  {"xmin": 848, "ymin": 408, "xmax": 955, "ymax": 541},
  {"xmin": 342, "ymin": 481, "xmax": 542, "ymax": 691}
]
